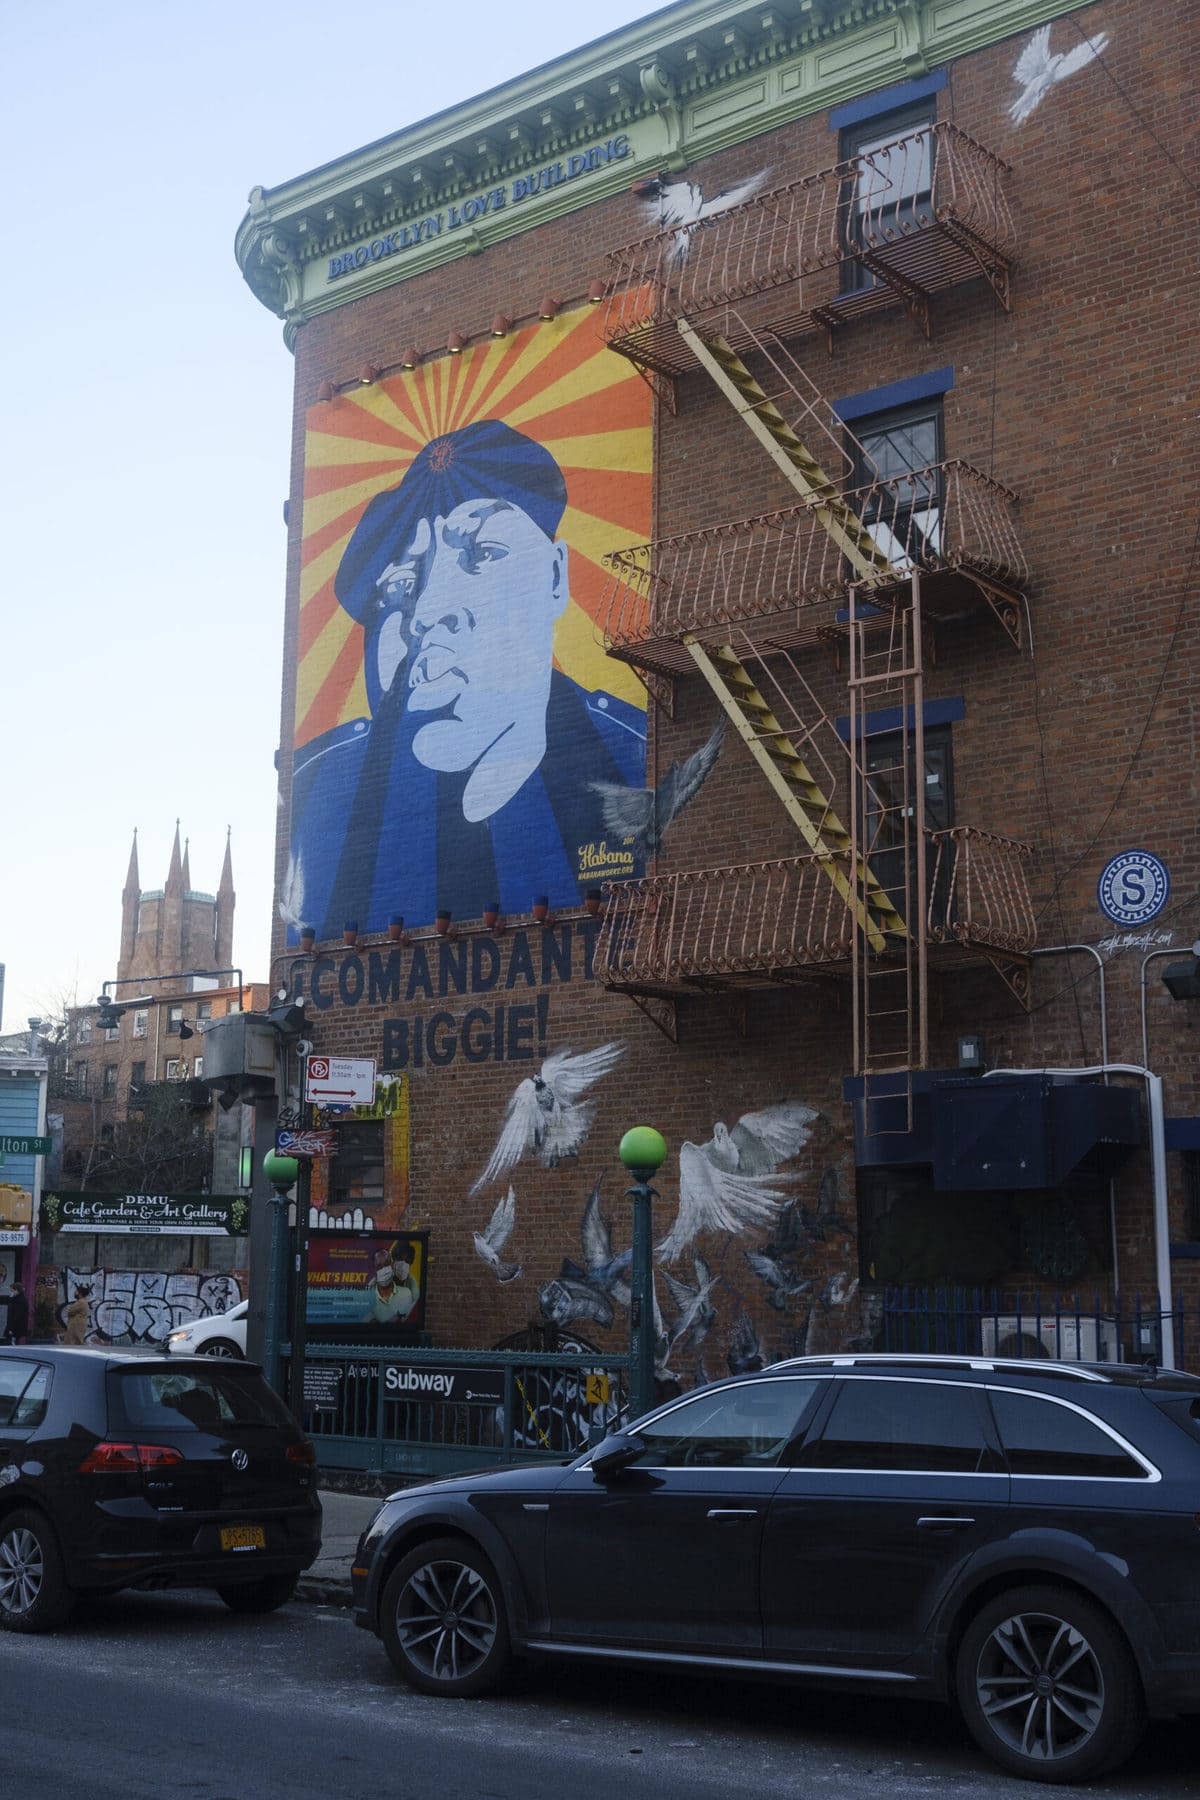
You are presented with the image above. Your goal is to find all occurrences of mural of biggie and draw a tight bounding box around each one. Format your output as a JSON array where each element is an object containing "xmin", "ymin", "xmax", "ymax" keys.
[{"xmin": 286, "ymin": 316, "xmax": 653, "ymax": 938}]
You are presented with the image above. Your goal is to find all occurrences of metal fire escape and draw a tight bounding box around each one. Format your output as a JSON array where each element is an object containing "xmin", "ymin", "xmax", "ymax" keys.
[{"xmin": 593, "ymin": 123, "xmax": 1034, "ymax": 1097}]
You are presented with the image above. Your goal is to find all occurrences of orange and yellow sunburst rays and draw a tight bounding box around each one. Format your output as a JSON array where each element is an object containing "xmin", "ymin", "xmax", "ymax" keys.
[{"xmin": 294, "ymin": 310, "xmax": 652, "ymax": 750}]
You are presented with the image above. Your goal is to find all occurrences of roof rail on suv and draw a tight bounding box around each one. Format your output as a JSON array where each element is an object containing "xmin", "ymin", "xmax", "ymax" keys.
[{"xmin": 768, "ymin": 1352, "xmax": 1111, "ymax": 1383}]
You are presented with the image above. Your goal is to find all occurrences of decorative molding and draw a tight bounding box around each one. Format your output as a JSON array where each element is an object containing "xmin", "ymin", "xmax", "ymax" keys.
[{"xmin": 236, "ymin": 0, "xmax": 1100, "ymax": 342}]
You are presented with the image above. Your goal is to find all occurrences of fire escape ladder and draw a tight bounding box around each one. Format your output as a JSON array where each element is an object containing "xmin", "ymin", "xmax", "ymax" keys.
[
  {"xmin": 676, "ymin": 319, "xmax": 895, "ymax": 583},
  {"xmin": 848, "ymin": 578, "xmax": 930, "ymax": 1122},
  {"xmin": 682, "ymin": 632, "xmax": 904, "ymax": 955}
]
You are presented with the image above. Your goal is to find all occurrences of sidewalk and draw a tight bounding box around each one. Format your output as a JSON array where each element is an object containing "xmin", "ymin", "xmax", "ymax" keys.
[{"xmin": 297, "ymin": 1485, "xmax": 386, "ymax": 1607}]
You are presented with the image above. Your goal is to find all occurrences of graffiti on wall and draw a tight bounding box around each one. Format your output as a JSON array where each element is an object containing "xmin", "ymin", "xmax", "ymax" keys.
[
  {"xmin": 1009, "ymin": 24, "xmax": 1109, "ymax": 126},
  {"xmin": 286, "ymin": 313, "xmax": 654, "ymax": 941},
  {"xmin": 37, "ymin": 1268, "xmax": 243, "ymax": 1347}
]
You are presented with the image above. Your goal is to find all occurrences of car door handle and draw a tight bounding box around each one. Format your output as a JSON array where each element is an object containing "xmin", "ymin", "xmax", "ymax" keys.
[
  {"xmin": 706, "ymin": 1508, "xmax": 758, "ymax": 1521},
  {"xmin": 916, "ymin": 1515, "xmax": 976, "ymax": 1530}
]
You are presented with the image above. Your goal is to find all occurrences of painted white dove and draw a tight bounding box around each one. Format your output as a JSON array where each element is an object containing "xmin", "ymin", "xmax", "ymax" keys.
[
  {"xmin": 1009, "ymin": 24, "xmax": 1109, "ymax": 127},
  {"xmin": 634, "ymin": 168, "xmax": 770, "ymax": 266},
  {"xmin": 473, "ymin": 1186, "xmax": 521, "ymax": 1282},
  {"xmin": 657, "ymin": 1103, "xmax": 820, "ymax": 1263},
  {"xmin": 471, "ymin": 1043, "xmax": 627, "ymax": 1192}
]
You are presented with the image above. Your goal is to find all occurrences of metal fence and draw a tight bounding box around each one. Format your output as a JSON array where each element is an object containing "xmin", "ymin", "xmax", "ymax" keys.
[
  {"xmin": 288, "ymin": 1345, "xmax": 631, "ymax": 1480},
  {"xmin": 881, "ymin": 1288, "xmax": 1198, "ymax": 1369}
]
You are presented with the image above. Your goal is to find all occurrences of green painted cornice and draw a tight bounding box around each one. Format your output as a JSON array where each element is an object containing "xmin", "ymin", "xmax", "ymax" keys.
[{"xmin": 235, "ymin": 0, "xmax": 1097, "ymax": 346}]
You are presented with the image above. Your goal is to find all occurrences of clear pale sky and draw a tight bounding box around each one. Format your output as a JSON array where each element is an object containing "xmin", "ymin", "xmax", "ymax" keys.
[{"xmin": 0, "ymin": 0, "xmax": 660, "ymax": 1031}]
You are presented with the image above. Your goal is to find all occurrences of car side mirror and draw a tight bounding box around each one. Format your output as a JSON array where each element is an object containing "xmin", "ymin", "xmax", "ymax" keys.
[{"xmin": 589, "ymin": 1431, "xmax": 647, "ymax": 1480}]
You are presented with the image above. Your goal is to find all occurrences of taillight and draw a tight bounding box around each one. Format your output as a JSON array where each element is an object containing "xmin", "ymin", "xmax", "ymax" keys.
[
  {"xmin": 286, "ymin": 1439, "xmax": 316, "ymax": 1467},
  {"xmin": 79, "ymin": 1442, "xmax": 185, "ymax": 1474}
]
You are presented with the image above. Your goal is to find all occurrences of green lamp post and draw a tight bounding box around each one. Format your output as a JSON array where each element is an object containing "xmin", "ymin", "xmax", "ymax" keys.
[
  {"xmin": 618, "ymin": 1126, "xmax": 667, "ymax": 1423},
  {"xmin": 261, "ymin": 1150, "xmax": 299, "ymax": 1397}
]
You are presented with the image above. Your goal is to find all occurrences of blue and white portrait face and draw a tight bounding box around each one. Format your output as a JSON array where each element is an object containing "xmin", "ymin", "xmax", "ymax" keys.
[{"xmin": 378, "ymin": 497, "xmax": 569, "ymax": 822}]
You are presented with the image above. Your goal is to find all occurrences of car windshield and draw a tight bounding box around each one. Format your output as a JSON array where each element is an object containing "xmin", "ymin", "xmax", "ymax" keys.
[{"xmin": 108, "ymin": 1365, "xmax": 294, "ymax": 1432}]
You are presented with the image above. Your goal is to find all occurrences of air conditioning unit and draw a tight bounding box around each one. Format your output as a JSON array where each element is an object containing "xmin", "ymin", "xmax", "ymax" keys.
[{"xmin": 980, "ymin": 1316, "xmax": 1120, "ymax": 1363}]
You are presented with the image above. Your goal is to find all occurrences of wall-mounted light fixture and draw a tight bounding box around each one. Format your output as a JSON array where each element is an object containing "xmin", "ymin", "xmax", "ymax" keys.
[
  {"xmin": 490, "ymin": 313, "xmax": 512, "ymax": 337},
  {"xmin": 538, "ymin": 295, "xmax": 561, "ymax": 320},
  {"xmin": 342, "ymin": 921, "xmax": 359, "ymax": 948},
  {"xmin": 483, "ymin": 902, "xmax": 507, "ymax": 934},
  {"xmin": 299, "ymin": 925, "xmax": 316, "ymax": 953},
  {"xmin": 586, "ymin": 278, "xmax": 606, "ymax": 303},
  {"xmin": 388, "ymin": 915, "xmax": 410, "ymax": 944},
  {"xmin": 316, "ymin": 379, "xmax": 337, "ymax": 402},
  {"xmin": 446, "ymin": 329, "xmax": 467, "ymax": 355},
  {"xmin": 436, "ymin": 909, "xmax": 456, "ymax": 938},
  {"xmin": 1163, "ymin": 941, "xmax": 1200, "ymax": 1002},
  {"xmin": 399, "ymin": 346, "xmax": 421, "ymax": 371},
  {"xmin": 358, "ymin": 363, "xmax": 381, "ymax": 384},
  {"xmin": 957, "ymin": 1033, "xmax": 986, "ymax": 1073},
  {"xmin": 584, "ymin": 888, "xmax": 604, "ymax": 918},
  {"xmin": 531, "ymin": 895, "xmax": 556, "ymax": 928}
]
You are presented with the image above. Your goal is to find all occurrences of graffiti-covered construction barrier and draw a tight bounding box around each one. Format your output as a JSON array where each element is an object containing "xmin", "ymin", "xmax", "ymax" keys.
[{"xmin": 33, "ymin": 1266, "xmax": 245, "ymax": 1347}]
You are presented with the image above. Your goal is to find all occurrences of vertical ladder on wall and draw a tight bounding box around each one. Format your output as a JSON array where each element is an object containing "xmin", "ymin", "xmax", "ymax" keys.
[{"xmin": 847, "ymin": 576, "xmax": 929, "ymax": 1118}]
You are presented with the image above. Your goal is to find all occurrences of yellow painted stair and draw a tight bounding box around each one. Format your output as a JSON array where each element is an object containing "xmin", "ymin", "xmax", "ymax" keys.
[
  {"xmin": 677, "ymin": 321, "xmax": 896, "ymax": 584},
  {"xmin": 684, "ymin": 634, "xmax": 906, "ymax": 952}
]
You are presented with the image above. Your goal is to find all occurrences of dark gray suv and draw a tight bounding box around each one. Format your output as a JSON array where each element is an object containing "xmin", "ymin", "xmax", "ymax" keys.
[{"xmin": 352, "ymin": 1352, "xmax": 1200, "ymax": 1784}]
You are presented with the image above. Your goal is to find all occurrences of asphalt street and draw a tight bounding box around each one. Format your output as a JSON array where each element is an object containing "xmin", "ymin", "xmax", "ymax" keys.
[{"xmin": 1, "ymin": 1575, "xmax": 1199, "ymax": 1800}]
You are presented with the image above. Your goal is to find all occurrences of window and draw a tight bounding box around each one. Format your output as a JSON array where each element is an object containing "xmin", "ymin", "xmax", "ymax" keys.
[
  {"xmin": 74, "ymin": 1063, "xmax": 89, "ymax": 1097},
  {"xmin": 797, "ymin": 1377, "xmax": 996, "ymax": 1473},
  {"xmin": 852, "ymin": 397, "xmax": 943, "ymax": 573},
  {"xmin": 988, "ymin": 1390, "xmax": 1149, "ymax": 1480},
  {"xmin": 130, "ymin": 1061, "xmax": 147, "ymax": 1096},
  {"xmin": 167, "ymin": 1005, "xmax": 184, "ymax": 1037},
  {"xmin": 0, "ymin": 1360, "xmax": 50, "ymax": 1429},
  {"xmin": 75, "ymin": 1020, "xmax": 92, "ymax": 1046},
  {"xmin": 132, "ymin": 1008, "xmax": 148, "ymax": 1039},
  {"xmin": 329, "ymin": 1121, "xmax": 386, "ymax": 1215},
  {"xmin": 842, "ymin": 102, "xmax": 933, "ymax": 292},
  {"xmin": 197, "ymin": 1001, "xmax": 213, "ymax": 1022},
  {"xmin": 630, "ymin": 1378, "xmax": 826, "ymax": 1469},
  {"xmin": 862, "ymin": 721, "xmax": 954, "ymax": 927},
  {"xmin": 104, "ymin": 1025, "xmax": 120, "ymax": 1044},
  {"xmin": 165, "ymin": 1059, "xmax": 183, "ymax": 1081},
  {"xmin": 102, "ymin": 1064, "xmax": 118, "ymax": 1098},
  {"xmin": 192, "ymin": 1057, "xmax": 204, "ymax": 1079}
]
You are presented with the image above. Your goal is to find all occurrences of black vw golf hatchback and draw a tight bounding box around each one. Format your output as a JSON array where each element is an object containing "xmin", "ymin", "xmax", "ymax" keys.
[
  {"xmin": 353, "ymin": 1352, "xmax": 1200, "ymax": 1784},
  {"xmin": 0, "ymin": 1346, "xmax": 321, "ymax": 1630}
]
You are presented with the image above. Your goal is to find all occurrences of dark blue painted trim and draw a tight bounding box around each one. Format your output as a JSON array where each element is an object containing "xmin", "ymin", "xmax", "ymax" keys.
[
  {"xmin": 834, "ymin": 366, "xmax": 955, "ymax": 423},
  {"xmin": 835, "ymin": 696, "xmax": 965, "ymax": 742},
  {"xmin": 1170, "ymin": 1243, "xmax": 1200, "ymax": 1259},
  {"xmin": 829, "ymin": 70, "xmax": 948, "ymax": 132},
  {"xmin": 1165, "ymin": 1117, "xmax": 1200, "ymax": 1152}
]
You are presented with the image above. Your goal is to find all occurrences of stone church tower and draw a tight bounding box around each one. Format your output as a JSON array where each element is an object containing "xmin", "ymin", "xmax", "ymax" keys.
[{"xmin": 116, "ymin": 825, "xmax": 235, "ymax": 984}]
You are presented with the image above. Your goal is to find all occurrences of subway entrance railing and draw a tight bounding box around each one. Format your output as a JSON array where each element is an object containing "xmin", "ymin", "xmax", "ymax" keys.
[{"xmin": 285, "ymin": 1345, "xmax": 631, "ymax": 1480}]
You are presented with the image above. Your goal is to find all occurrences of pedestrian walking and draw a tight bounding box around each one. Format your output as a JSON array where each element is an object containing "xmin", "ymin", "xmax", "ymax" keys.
[{"xmin": 63, "ymin": 1284, "xmax": 91, "ymax": 1345}]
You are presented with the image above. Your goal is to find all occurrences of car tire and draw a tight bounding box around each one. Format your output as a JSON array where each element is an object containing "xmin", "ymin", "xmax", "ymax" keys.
[
  {"xmin": 0, "ymin": 1509, "xmax": 75, "ymax": 1634},
  {"xmin": 956, "ymin": 1583, "xmax": 1145, "ymax": 1783},
  {"xmin": 215, "ymin": 1572, "xmax": 299, "ymax": 1613},
  {"xmin": 199, "ymin": 1338, "xmax": 243, "ymax": 1359},
  {"xmin": 380, "ymin": 1537, "xmax": 511, "ymax": 1698}
]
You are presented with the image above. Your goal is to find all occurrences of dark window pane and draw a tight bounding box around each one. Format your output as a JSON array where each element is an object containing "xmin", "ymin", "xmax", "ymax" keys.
[
  {"xmin": 635, "ymin": 1378, "xmax": 825, "ymax": 1468},
  {"xmin": 329, "ymin": 1121, "xmax": 385, "ymax": 1214},
  {"xmin": 12, "ymin": 1365, "xmax": 53, "ymax": 1428},
  {"xmin": 0, "ymin": 1359, "xmax": 43, "ymax": 1425},
  {"xmin": 110, "ymin": 1366, "xmax": 293, "ymax": 1432},
  {"xmin": 799, "ymin": 1377, "xmax": 994, "ymax": 1472},
  {"xmin": 990, "ymin": 1390, "xmax": 1146, "ymax": 1479}
]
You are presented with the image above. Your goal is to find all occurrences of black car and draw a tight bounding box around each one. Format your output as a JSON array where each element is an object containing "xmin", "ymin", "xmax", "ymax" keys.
[
  {"xmin": 0, "ymin": 1346, "xmax": 321, "ymax": 1631},
  {"xmin": 352, "ymin": 1352, "xmax": 1200, "ymax": 1784}
]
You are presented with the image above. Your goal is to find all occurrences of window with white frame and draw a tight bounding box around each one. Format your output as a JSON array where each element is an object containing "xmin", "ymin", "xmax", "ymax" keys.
[
  {"xmin": 132, "ymin": 1008, "xmax": 148, "ymax": 1039},
  {"xmin": 165, "ymin": 1058, "xmax": 183, "ymax": 1081},
  {"xmin": 167, "ymin": 1005, "xmax": 184, "ymax": 1036},
  {"xmin": 193, "ymin": 1057, "xmax": 204, "ymax": 1079},
  {"xmin": 75, "ymin": 1019, "xmax": 92, "ymax": 1045}
]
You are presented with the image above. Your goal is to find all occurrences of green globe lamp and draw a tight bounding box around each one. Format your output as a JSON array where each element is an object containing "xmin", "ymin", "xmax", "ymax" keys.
[{"xmin": 618, "ymin": 1125, "xmax": 667, "ymax": 1423}]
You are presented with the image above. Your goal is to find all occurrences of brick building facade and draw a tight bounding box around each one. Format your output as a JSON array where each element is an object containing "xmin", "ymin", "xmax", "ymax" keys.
[{"xmin": 239, "ymin": 0, "xmax": 1200, "ymax": 1375}]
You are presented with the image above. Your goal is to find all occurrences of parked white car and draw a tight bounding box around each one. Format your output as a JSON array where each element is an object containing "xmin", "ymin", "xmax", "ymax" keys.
[{"xmin": 166, "ymin": 1299, "xmax": 248, "ymax": 1358}]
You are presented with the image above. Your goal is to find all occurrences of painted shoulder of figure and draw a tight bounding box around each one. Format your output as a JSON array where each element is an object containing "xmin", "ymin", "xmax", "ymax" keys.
[
  {"xmin": 292, "ymin": 718, "xmax": 372, "ymax": 785},
  {"xmin": 580, "ymin": 687, "xmax": 647, "ymax": 780}
]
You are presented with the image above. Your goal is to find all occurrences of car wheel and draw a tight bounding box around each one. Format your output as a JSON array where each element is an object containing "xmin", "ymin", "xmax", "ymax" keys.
[
  {"xmin": 216, "ymin": 1572, "xmax": 299, "ymax": 1613},
  {"xmin": 0, "ymin": 1510, "xmax": 75, "ymax": 1634},
  {"xmin": 956, "ymin": 1584, "xmax": 1145, "ymax": 1783},
  {"xmin": 380, "ymin": 1537, "xmax": 511, "ymax": 1697},
  {"xmin": 199, "ymin": 1337, "xmax": 243, "ymax": 1358}
]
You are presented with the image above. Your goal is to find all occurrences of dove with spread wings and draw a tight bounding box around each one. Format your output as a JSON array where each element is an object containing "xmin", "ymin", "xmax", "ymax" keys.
[
  {"xmin": 634, "ymin": 169, "xmax": 770, "ymax": 266},
  {"xmin": 589, "ymin": 718, "xmax": 725, "ymax": 858},
  {"xmin": 472, "ymin": 1186, "xmax": 521, "ymax": 1283},
  {"xmin": 657, "ymin": 1102, "xmax": 821, "ymax": 1263},
  {"xmin": 470, "ymin": 1043, "xmax": 627, "ymax": 1193},
  {"xmin": 1008, "ymin": 24, "xmax": 1109, "ymax": 126}
]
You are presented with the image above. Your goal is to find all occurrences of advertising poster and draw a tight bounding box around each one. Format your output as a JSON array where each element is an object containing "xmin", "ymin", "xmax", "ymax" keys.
[
  {"xmin": 285, "ymin": 313, "xmax": 652, "ymax": 940},
  {"xmin": 306, "ymin": 1229, "xmax": 427, "ymax": 1341}
]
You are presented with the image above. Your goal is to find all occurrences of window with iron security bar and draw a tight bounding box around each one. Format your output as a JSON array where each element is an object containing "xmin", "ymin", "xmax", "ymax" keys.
[
  {"xmin": 863, "ymin": 723, "xmax": 954, "ymax": 930},
  {"xmin": 328, "ymin": 1121, "xmax": 385, "ymax": 1216},
  {"xmin": 852, "ymin": 397, "xmax": 944, "ymax": 579},
  {"xmin": 881, "ymin": 1287, "xmax": 1193, "ymax": 1369}
]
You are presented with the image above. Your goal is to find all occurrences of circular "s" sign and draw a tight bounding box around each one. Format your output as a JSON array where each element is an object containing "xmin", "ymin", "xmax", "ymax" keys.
[{"xmin": 1097, "ymin": 849, "xmax": 1169, "ymax": 926}]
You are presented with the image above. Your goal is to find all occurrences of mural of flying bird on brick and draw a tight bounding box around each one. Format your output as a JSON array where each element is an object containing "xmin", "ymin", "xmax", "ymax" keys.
[{"xmin": 470, "ymin": 1043, "xmax": 626, "ymax": 1192}]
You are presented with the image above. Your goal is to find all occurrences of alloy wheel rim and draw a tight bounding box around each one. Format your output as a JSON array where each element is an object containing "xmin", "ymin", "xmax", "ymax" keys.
[
  {"xmin": 975, "ymin": 1608, "xmax": 1105, "ymax": 1763},
  {"xmin": 0, "ymin": 1528, "xmax": 44, "ymax": 1617},
  {"xmin": 397, "ymin": 1558, "xmax": 497, "ymax": 1683}
]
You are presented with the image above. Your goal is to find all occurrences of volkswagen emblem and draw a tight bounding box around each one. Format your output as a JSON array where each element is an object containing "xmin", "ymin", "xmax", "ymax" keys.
[{"xmin": 231, "ymin": 1448, "xmax": 249, "ymax": 1472}]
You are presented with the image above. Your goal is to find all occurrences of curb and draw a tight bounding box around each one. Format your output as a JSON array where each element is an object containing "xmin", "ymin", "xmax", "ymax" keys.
[{"xmin": 296, "ymin": 1574, "xmax": 353, "ymax": 1608}]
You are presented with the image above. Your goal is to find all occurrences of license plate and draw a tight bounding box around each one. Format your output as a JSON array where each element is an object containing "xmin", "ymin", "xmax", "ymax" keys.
[{"xmin": 220, "ymin": 1524, "xmax": 265, "ymax": 1552}]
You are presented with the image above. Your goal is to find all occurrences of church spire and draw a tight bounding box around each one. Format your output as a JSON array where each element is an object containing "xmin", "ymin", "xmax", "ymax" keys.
[
  {"xmin": 215, "ymin": 826, "xmax": 235, "ymax": 970},
  {"xmin": 117, "ymin": 827, "xmax": 141, "ymax": 979},
  {"xmin": 165, "ymin": 819, "xmax": 184, "ymax": 896}
]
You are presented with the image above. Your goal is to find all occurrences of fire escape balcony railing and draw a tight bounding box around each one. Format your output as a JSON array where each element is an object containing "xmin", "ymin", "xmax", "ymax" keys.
[
  {"xmin": 595, "ymin": 830, "xmax": 1035, "ymax": 994},
  {"xmin": 601, "ymin": 125, "xmax": 1014, "ymax": 374},
  {"xmin": 600, "ymin": 461, "xmax": 1027, "ymax": 667}
]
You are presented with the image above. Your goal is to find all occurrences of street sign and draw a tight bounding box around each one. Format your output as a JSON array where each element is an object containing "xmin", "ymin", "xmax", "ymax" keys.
[
  {"xmin": 0, "ymin": 1135, "xmax": 51, "ymax": 1157},
  {"xmin": 1097, "ymin": 849, "xmax": 1170, "ymax": 926},
  {"xmin": 304, "ymin": 1056, "xmax": 377, "ymax": 1105}
]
